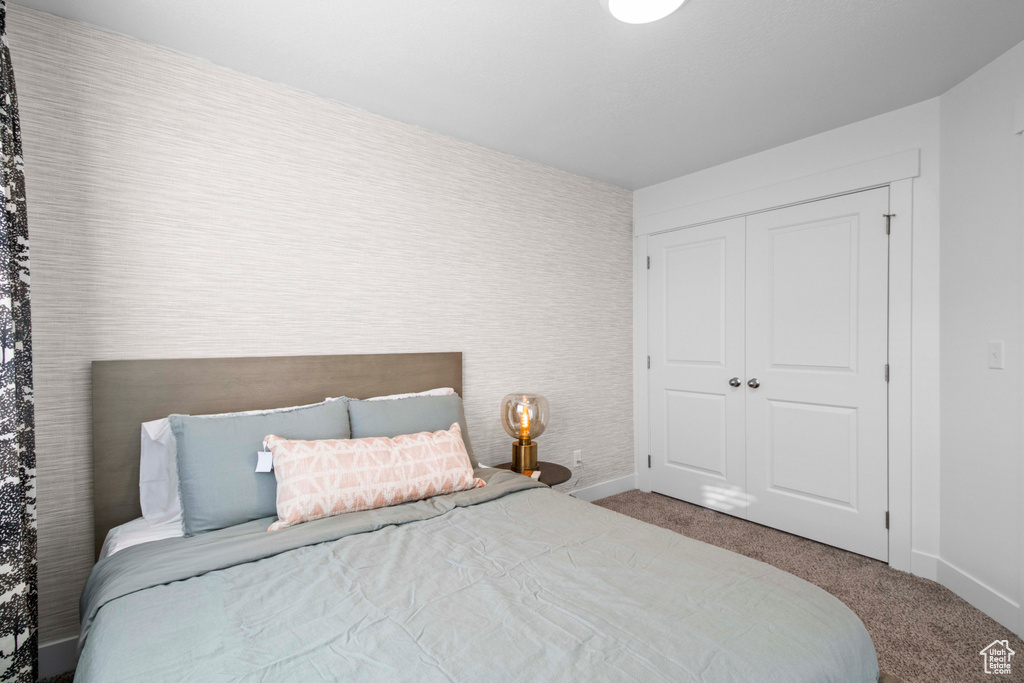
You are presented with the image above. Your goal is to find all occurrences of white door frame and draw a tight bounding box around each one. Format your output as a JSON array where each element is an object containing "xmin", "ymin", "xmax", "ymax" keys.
[
  {"xmin": 1015, "ymin": 100, "xmax": 1024, "ymax": 637},
  {"xmin": 634, "ymin": 150, "xmax": 919, "ymax": 571}
]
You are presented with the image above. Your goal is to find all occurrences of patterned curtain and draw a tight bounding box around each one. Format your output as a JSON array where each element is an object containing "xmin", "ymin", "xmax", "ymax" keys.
[{"xmin": 0, "ymin": 1, "xmax": 36, "ymax": 681}]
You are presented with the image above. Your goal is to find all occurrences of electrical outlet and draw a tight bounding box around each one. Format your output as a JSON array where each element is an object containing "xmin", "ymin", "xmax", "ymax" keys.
[
  {"xmin": 988, "ymin": 341, "xmax": 1005, "ymax": 369},
  {"xmin": 573, "ymin": 449, "xmax": 583, "ymax": 467}
]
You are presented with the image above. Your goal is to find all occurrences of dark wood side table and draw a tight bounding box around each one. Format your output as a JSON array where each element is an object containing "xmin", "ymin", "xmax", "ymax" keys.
[{"xmin": 495, "ymin": 461, "xmax": 572, "ymax": 486}]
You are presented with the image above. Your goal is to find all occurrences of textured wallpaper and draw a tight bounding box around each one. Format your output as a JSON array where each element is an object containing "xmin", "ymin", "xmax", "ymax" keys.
[{"xmin": 6, "ymin": 5, "xmax": 633, "ymax": 642}]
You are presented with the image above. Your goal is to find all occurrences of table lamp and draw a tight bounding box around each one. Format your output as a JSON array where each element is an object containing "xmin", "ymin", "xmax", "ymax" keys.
[{"xmin": 500, "ymin": 393, "xmax": 549, "ymax": 473}]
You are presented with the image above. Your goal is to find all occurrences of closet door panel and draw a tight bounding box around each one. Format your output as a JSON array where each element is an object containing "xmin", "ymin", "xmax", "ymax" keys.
[
  {"xmin": 648, "ymin": 217, "xmax": 747, "ymax": 515},
  {"xmin": 744, "ymin": 188, "xmax": 889, "ymax": 561}
]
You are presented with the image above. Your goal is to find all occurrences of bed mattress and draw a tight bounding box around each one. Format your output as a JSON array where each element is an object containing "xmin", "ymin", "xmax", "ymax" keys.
[{"xmin": 76, "ymin": 469, "xmax": 878, "ymax": 682}]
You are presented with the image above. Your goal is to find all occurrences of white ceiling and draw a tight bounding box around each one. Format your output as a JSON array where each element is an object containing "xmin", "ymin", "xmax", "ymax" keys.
[{"xmin": 13, "ymin": 0, "xmax": 1024, "ymax": 189}]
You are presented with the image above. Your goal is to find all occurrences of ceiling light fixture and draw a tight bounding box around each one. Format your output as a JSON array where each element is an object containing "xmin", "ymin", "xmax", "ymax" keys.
[{"xmin": 601, "ymin": 0, "xmax": 687, "ymax": 24}]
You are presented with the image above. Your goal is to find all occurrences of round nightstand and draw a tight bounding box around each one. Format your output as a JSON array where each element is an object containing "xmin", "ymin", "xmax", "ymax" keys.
[{"xmin": 494, "ymin": 461, "xmax": 572, "ymax": 487}]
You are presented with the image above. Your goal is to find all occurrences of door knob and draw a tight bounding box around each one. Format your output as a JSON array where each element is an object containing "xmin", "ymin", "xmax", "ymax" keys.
[
  {"xmin": 729, "ymin": 377, "xmax": 742, "ymax": 387},
  {"xmin": 747, "ymin": 378, "xmax": 760, "ymax": 388}
]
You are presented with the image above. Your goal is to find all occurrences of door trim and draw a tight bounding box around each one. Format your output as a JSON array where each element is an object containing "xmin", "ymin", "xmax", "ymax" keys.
[
  {"xmin": 635, "ymin": 149, "xmax": 919, "ymax": 235},
  {"xmin": 886, "ymin": 177, "xmax": 913, "ymax": 571},
  {"xmin": 635, "ymin": 156, "xmax": 918, "ymax": 572},
  {"xmin": 634, "ymin": 231, "xmax": 650, "ymax": 504}
]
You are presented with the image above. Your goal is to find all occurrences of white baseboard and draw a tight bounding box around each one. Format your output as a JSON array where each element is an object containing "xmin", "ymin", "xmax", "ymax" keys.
[
  {"xmin": 937, "ymin": 559, "xmax": 1021, "ymax": 637},
  {"xmin": 38, "ymin": 635, "xmax": 78, "ymax": 680},
  {"xmin": 910, "ymin": 550, "xmax": 939, "ymax": 581},
  {"xmin": 570, "ymin": 473, "xmax": 637, "ymax": 502}
]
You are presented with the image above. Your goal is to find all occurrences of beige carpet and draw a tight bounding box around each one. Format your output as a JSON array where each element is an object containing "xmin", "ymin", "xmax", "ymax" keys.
[{"xmin": 593, "ymin": 489, "xmax": 1023, "ymax": 683}]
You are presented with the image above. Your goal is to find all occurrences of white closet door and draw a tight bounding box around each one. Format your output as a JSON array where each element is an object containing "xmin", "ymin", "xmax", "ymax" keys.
[
  {"xmin": 648, "ymin": 218, "xmax": 748, "ymax": 514},
  {"xmin": 744, "ymin": 188, "xmax": 889, "ymax": 561}
]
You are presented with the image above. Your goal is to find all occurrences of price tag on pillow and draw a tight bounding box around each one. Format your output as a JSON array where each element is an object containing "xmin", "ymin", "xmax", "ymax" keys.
[{"xmin": 255, "ymin": 451, "xmax": 274, "ymax": 473}]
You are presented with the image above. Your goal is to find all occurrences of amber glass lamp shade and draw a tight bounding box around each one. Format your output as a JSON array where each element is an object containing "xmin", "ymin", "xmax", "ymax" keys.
[{"xmin": 500, "ymin": 393, "xmax": 549, "ymax": 473}]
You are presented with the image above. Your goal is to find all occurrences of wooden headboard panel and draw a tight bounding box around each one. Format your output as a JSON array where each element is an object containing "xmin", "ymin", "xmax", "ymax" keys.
[{"xmin": 91, "ymin": 352, "xmax": 462, "ymax": 558}]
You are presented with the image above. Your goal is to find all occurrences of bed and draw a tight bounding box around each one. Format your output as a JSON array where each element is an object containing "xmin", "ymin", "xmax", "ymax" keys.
[{"xmin": 79, "ymin": 352, "xmax": 879, "ymax": 682}]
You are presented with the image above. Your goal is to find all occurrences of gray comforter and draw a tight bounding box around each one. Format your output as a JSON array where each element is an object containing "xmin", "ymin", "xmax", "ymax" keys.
[{"xmin": 76, "ymin": 469, "xmax": 878, "ymax": 681}]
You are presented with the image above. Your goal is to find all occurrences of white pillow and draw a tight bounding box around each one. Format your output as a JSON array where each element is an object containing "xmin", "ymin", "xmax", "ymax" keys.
[
  {"xmin": 324, "ymin": 387, "xmax": 455, "ymax": 402},
  {"xmin": 365, "ymin": 387, "xmax": 455, "ymax": 401},
  {"xmin": 99, "ymin": 516, "xmax": 184, "ymax": 561},
  {"xmin": 140, "ymin": 418, "xmax": 181, "ymax": 526}
]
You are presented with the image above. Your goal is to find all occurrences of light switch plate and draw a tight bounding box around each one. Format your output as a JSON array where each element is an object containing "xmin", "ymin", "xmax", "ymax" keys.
[{"xmin": 988, "ymin": 341, "xmax": 1005, "ymax": 369}]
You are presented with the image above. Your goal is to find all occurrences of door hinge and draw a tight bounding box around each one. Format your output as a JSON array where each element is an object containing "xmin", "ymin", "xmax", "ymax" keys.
[
  {"xmin": 885, "ymin": 511, "xmax": 890, "ymax": 530},
  {"xmin": 885, "ymin": 364, "xmax": 890, "ymax": 382},
  {"xmin": 884, "ymin": 213, "xmax": 895, "ymax": 235},
  {"xmin": 647, "ymin": 355, "xmax": 651, "ymax": 369},
  {"xmin": 647, "ymin": 454, "xmax": 652, "ymax": 468},
  {"xmin": 647, "ymin": 256, "xmax": 651, "ymax": 269}
]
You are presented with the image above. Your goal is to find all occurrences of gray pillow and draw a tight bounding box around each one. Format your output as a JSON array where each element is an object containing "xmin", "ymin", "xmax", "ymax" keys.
[
  {"xmin": 171, "ymin": 399, "xmax": 351, "ymax": 535},
  {"xmin": 348, "ymin": 394, "xmax": 477, "ymax": 468}
]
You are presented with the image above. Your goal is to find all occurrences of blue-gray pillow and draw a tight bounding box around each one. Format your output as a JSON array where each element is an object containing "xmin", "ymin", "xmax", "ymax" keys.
[
  {"xmin": 170, "ymin": 399, "xmax": 350, "ymax": 535},
  {"xmin": 348, "ymin": 394, "xmax": 477, "ymax": 468}
]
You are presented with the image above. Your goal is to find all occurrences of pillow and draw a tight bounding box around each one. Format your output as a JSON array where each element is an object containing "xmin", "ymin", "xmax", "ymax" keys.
[
  {"xmin": 140, "ymin": 398, "xmax": 348, "ymax": 529},
  {"xmin": 139, "ymin": 418, "xmax": 182, "ymax": 526},
  {"xmin": 365, "ymin": 387, "xmax": 455, "ymax": 401},
  {"xmin": 348, "ymin": 393, "xmax": 478, "ymax": 468},
  {"xmin": 98, "ymin": 516, "xmax": 184, "ymax": 561},
  {"xmin": 170, "ymin": 398, "xmax": 351, "ymax": 535},
  {"xmin": 323, "ymin": 387, "xmax": 454, "ymax": 404},
  {"xmin": 265, "ymin": 422, "xmax": 484, "ymax": 531}
]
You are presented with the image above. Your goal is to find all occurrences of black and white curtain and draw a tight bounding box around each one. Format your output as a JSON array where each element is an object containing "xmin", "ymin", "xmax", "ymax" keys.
[{"xmin": 0, "ymin": 2, "xmax": 36, "ymax": 681}]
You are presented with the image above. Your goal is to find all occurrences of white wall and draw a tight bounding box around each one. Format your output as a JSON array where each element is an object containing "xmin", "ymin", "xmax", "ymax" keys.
[
  {"xmin": 7, "ymin": 5, "xmax": 634, "ymax": 643},
  {"xmin": 634, "ymin": 99, "xmax": 943, "ymax": 572},
  {"xmin": 938, "ymin": 39, "xmax": 1024, "ymax": 635}
]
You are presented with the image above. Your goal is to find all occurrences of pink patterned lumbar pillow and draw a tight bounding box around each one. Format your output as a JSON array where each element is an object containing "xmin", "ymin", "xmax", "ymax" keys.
[{"xmin": 264, "ymin": 422, "xmax": 484, "ymax": 531}]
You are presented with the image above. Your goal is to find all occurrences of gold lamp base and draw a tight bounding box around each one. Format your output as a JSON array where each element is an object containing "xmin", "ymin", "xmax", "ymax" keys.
[{"xmin": 511, "ymin": 439, "xmax": 537, "ymax": 473}]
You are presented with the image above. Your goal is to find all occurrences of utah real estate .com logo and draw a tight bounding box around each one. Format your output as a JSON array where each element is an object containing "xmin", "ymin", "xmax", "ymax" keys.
[{"xmin": 980, "ymin": 640, "xmax": 1015, "ymax": 675}]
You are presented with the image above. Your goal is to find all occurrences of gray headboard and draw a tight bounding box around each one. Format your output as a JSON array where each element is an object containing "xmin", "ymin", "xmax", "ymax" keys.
[{"xmin": 91, "ymin": 352, "xmax": 462, "ymax": 558}]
